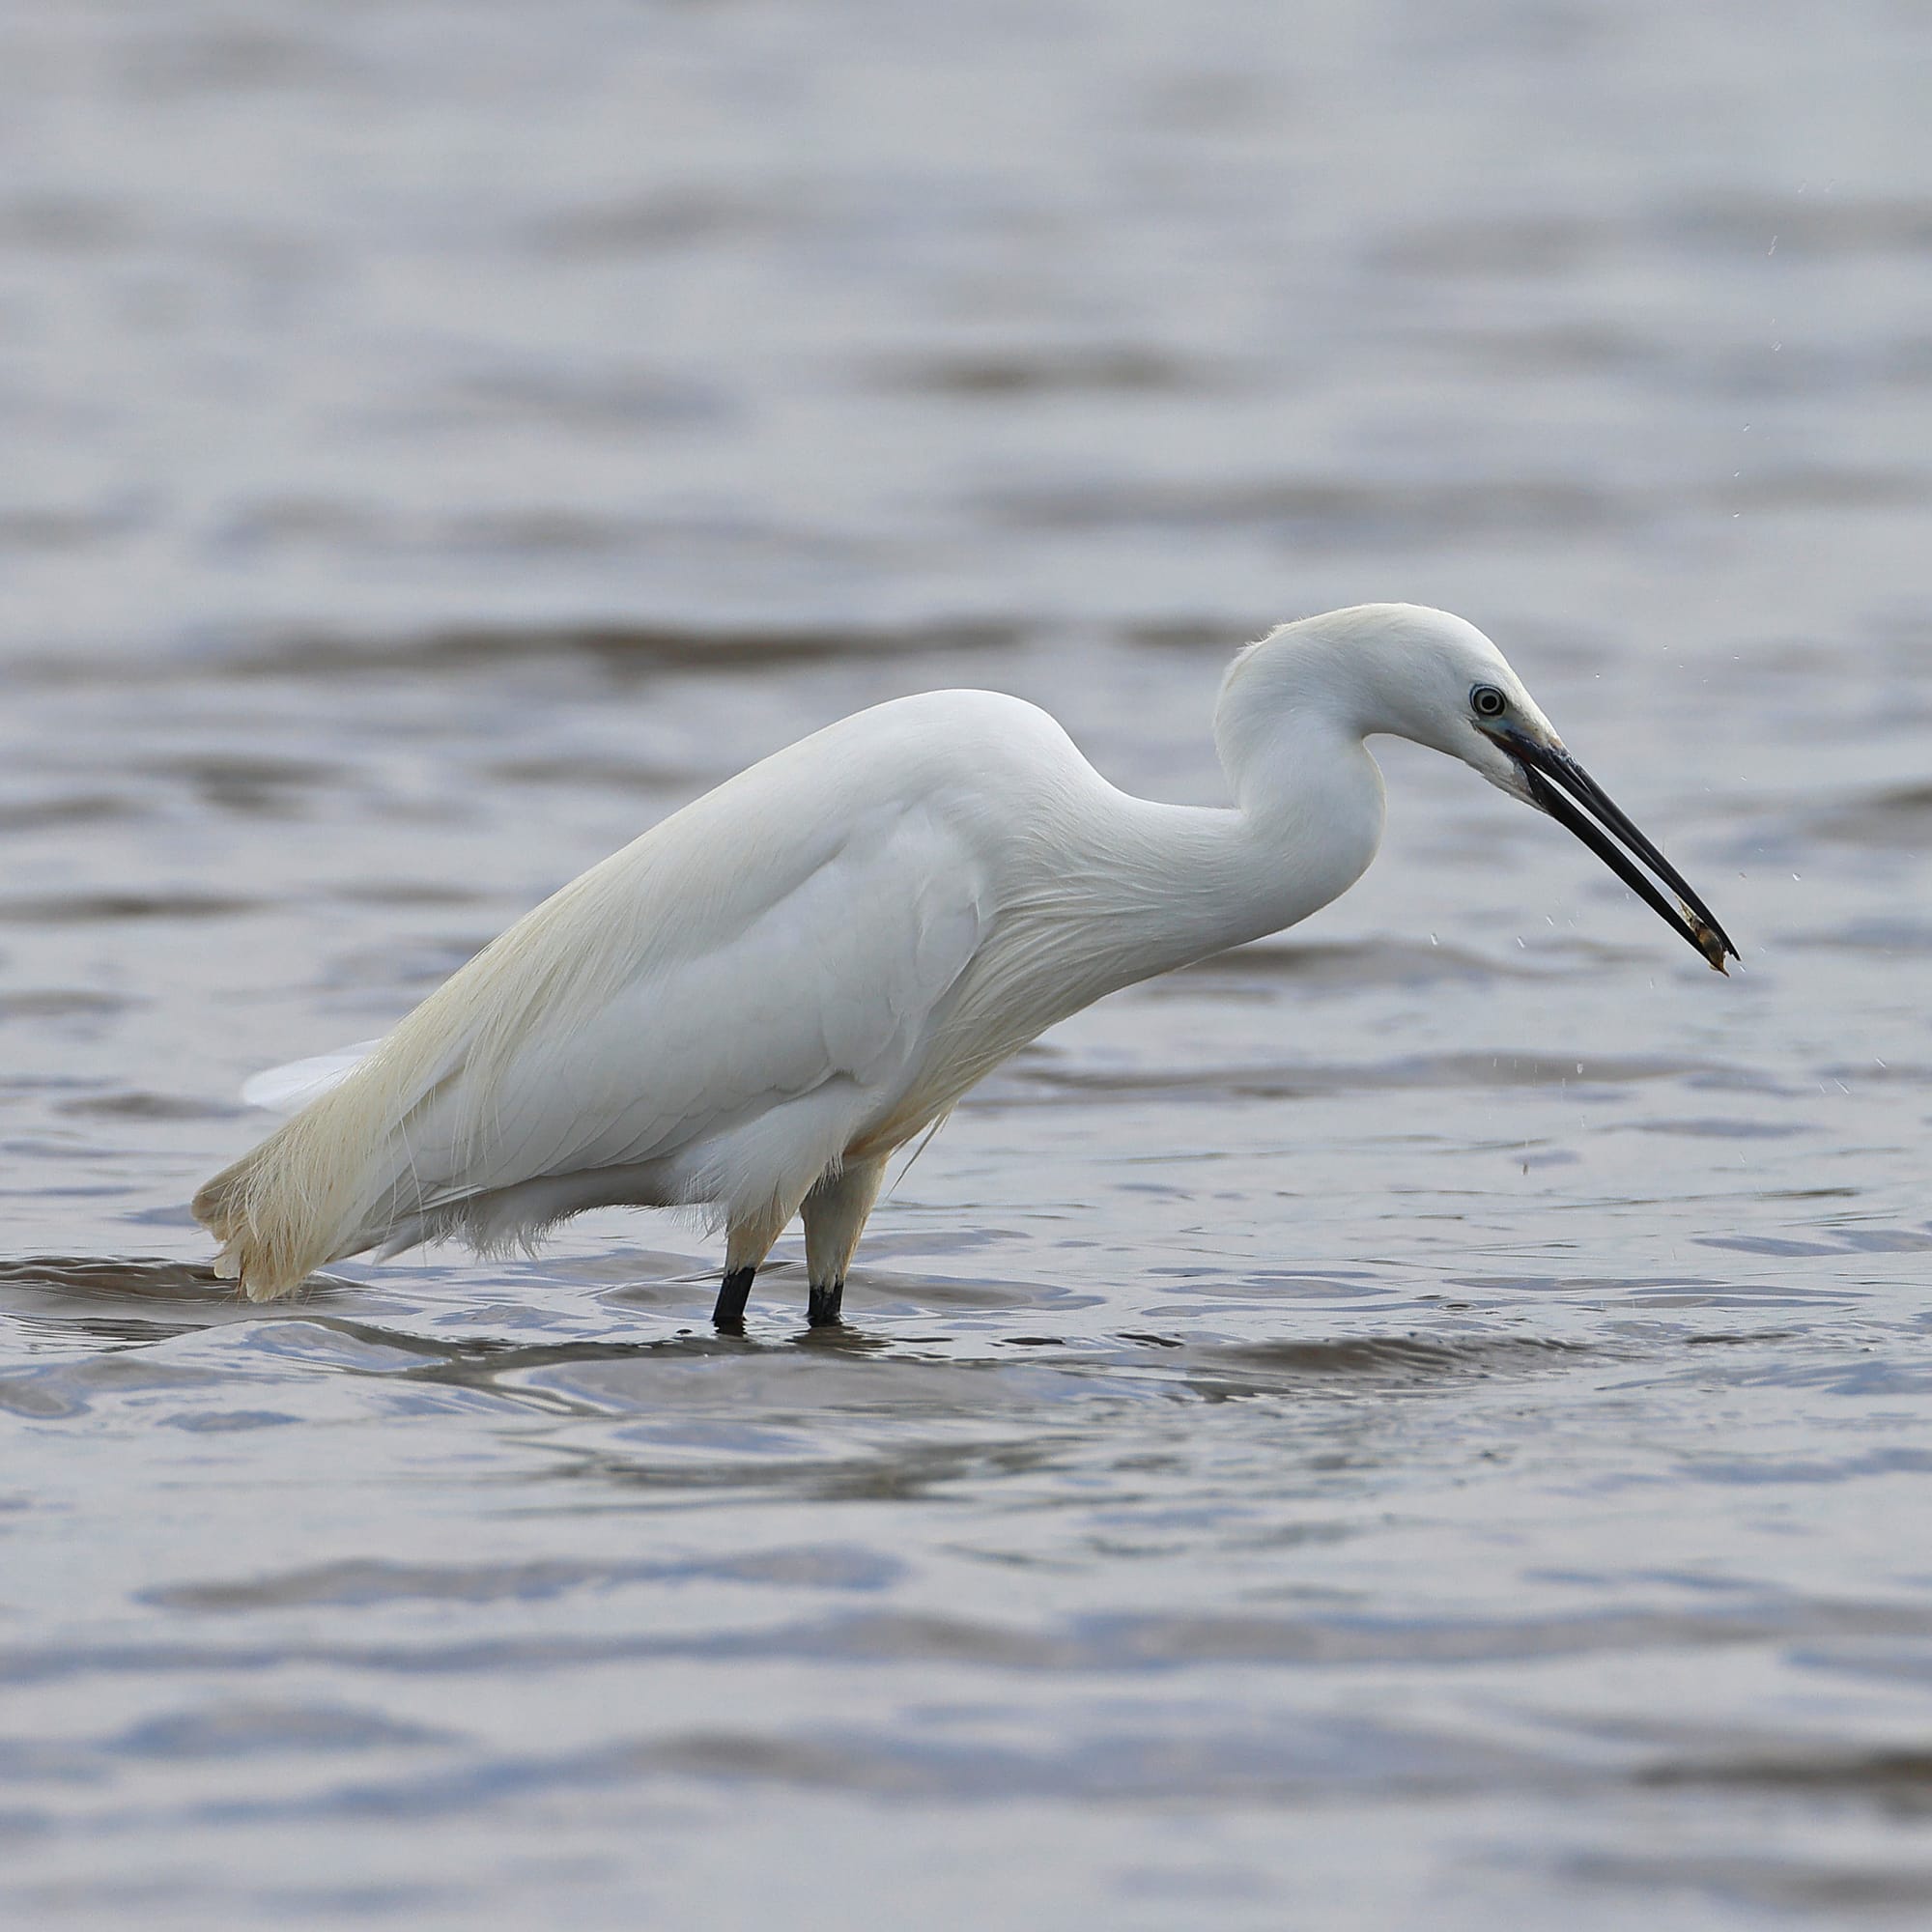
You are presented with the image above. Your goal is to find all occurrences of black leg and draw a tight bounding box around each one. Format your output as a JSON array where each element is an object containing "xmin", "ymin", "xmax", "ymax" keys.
[
  {"xmin": 712, "ymin": 1265, "xmax": 754, "ymax": 1330},
  {"xmin": 806, "ymin": 1278, "xmax": 844, "ymax": 1328}
]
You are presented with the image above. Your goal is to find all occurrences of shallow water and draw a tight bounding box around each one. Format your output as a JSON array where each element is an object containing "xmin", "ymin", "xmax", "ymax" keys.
[{"xmin": 3, "ymin": 2, "xmax": 1932, "ymax": 1926}]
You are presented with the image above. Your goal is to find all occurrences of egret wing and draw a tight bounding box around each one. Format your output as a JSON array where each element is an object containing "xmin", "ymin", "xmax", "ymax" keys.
[{"xmin": 368, "ymin": 802, "xmax": 991, "ymax": 1230}]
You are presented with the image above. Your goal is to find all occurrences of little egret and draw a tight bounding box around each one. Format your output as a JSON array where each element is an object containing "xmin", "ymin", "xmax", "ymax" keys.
[{"xmin": 195, "ymin": 604, "xmax": 1734, "ymax": 1327}]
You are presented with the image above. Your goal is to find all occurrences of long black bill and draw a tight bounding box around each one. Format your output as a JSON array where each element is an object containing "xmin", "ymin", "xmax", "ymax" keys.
[{"xmin": 1503, "ymin": 735, "xmax": 1738, "ymax": 973}]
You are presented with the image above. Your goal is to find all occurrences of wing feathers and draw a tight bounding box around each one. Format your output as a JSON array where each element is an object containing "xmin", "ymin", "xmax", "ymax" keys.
[{"xmin": 194, "ymin": 787, "xmax": 991, "ymax": 1298}]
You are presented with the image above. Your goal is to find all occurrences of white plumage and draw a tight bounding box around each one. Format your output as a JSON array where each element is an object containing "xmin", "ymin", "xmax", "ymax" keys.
[{"xmin": 194, "ymin": 604, "xmax": 1734, "ymax": 1326}]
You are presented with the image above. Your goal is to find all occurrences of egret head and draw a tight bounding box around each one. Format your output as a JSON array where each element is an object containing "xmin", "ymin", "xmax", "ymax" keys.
[{"xmin": 1227, "ymin": 604, "xmax": 1738, "ymax": 971}]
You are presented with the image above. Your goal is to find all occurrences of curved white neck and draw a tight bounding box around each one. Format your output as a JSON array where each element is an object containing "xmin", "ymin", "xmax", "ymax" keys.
[
  {"xmin": 934, "ymin": 712, "xmax": 1388, "ymax": 1094},
  {"xmin": 1045, "ymin": 715, "xmax": 1388, "ymax": 1004}
]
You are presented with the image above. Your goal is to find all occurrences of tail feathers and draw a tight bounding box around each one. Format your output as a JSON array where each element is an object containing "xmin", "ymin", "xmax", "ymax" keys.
[
  {"xmin": 240, "ymin": 1038, "xmax": 381, "ymax": 1117},
  {"xmin": 195, "ymin": 846, "xmax": 667, "ymax": 1299},
  {"xmin": 192, "ymin": 1116, "xmax": 374, "ymax": 1302},
  {"xmin": 192, "ymin": 1037, "xmax": 463, "ymax": 1301},
  {"xmin": 192, "ymin": 1122, "xmax": 588, "ymax": 1299}
]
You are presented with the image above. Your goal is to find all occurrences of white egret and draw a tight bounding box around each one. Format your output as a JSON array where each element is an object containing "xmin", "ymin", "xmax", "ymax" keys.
[{"xmin": 194, "ymin": 604, "xmax": 1734, "ymax": 1328}]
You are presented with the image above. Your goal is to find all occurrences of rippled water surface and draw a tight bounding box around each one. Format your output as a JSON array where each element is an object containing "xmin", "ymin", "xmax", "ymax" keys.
[{"xmin": 4, "ymin": 3, "xmax": 1932, "ymax": 1926}]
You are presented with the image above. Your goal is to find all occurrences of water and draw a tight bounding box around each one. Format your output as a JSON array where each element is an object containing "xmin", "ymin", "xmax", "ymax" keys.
[{"xmin": 3, "ymin": 1, "xmax": 1931, "ymax": 1924}]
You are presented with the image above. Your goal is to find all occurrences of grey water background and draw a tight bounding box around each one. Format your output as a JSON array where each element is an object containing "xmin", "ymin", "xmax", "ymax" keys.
[{"xmin": 2, "ymin": 2, "xmax": 1930, "ymax": 1925}]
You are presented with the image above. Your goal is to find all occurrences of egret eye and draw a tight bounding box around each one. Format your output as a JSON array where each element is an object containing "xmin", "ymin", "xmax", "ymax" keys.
[{"xmin": 1471, "ymin": 684, "xmax": 1508, "ymax": 720}]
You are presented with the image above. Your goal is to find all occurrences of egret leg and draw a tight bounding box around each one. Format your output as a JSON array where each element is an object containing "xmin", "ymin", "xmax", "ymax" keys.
[
  {"xmin": 711, "ymin": 1266, "xmax": 755, "ymax": 1328},
  {"xmin": 711, "ymin": 1195, "xmax": 804, "ymax": 1332},
  {"xmin": 802, "ymin": 1157, "xmax": 887, "ymax": 1328}
]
